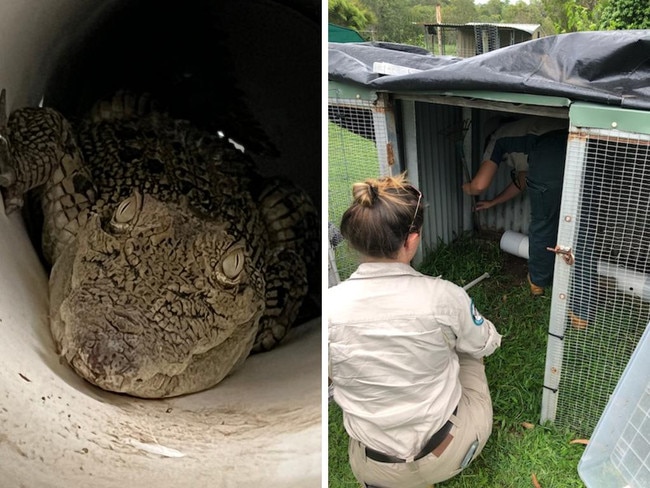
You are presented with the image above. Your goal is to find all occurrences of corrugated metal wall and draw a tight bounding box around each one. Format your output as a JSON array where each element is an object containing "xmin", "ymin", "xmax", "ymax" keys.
[
  {"xmin": 405, "ymin": 101, "xmax": 531, "ymax": 257},
  {"xmin": 412, "ymin": 102, "xmax": 467, "ymax": 250}
]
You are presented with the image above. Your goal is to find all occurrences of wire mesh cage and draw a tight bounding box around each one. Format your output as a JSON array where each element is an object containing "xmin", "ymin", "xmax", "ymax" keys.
[
  {"xmin": 328, "ymin": 94, "xmax": 389, "ymax": 283},
  {"xmin": 422, "ymin": 23, "xmax": 535, "ymax": 57},
  {"xmin": 542, "ymin": 127, "xmax": 650, "ymax": 437}
]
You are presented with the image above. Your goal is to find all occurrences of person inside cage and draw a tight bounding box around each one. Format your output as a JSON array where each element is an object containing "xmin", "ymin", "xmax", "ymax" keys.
[
  {"xmin": 328, "ymin": 174, "xmax": 502, "ymax": 488},
  {"xmin": 462, "ymin": 116, "xmax": 570, "ymax": 300}
]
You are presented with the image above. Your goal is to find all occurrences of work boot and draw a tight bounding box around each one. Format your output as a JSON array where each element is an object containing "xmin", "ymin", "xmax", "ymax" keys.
[
  {"xmin": 528, "ymin": 274, "xmax": 544, "ymax": 296},
  {"xmin": 569, "ymin": 311, "xmax": 588, "ymax": 330}
]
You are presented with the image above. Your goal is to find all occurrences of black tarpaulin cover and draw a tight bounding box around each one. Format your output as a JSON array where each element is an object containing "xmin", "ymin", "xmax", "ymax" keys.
[{"xmin": 329, "ymin": 30, "xmax": 650, "ymax": 110}]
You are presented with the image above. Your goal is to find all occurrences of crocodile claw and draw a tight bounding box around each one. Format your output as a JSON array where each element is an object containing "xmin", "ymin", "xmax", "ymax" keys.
[
  {"xmin": 0, "ymin": 169, "xmax": 15, "ymax": 187},
  {"xmin": 0, "ymin": 90, "xmax": 10, "ymax": 208},
  {"xmin": 0, "ymin": 89, "xmax": 10, "ymax": 180},
  {"xmin": 0, "ymin": 88, "xmax": 6, "ymax": 132},
  {"xmin": 0, "ymin": 89, "xmax": 20, "ymax": 213}
]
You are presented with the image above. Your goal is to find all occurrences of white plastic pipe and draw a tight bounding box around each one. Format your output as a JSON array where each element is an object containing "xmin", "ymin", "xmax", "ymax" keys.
[
  {"xmin": 0, "ymin": 202, "xmax": 321, "ymax": 487},
  {"xmin": 0, "ymin": 1, "xmax": 321, "ymax": 486},
  {"xmin": 500, "ymin": 230, "xmax": 530, "ymax": 259},
  {"xmin": 598, "ymin": 261, "xmax": 650, "ymax": 302}
]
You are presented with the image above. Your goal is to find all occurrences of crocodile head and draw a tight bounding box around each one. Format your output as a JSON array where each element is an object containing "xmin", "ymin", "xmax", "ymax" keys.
[{"xmin": 49, "ymin": 192, "xmax": 266, "ymax": 398}]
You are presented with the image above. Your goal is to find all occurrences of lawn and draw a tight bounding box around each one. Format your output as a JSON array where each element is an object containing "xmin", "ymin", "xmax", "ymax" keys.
[{"xmin": 328, "ymin": 234, "xmax": 588, "ymax": 487}]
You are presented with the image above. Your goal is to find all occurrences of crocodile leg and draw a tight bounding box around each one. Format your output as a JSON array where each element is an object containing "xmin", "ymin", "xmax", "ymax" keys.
[
  {"xmin": 0, "ymin": 97, "xmax": 96, "ymax": 263},
  {"xmin": 257, "ymin": 177, "xmax": 319, "ymax": 265},
  {"xmin": 251, "ymin": 177, "xmax": 319, "ymax": 352},
  {"xmin": 253, "ymin": 248, "xmax": 308, "ymax": 352}
]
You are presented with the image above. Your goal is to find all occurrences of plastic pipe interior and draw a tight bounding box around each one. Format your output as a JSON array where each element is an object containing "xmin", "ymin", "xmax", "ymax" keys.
[{"xmin": 0, "ymin": 1, "xmax": 321, "ymax": 486}]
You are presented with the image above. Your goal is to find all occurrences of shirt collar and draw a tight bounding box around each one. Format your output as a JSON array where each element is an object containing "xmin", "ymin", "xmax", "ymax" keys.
[{"xmin": 348, "ymin": 262, "xmax": 423, "ymax": 280}]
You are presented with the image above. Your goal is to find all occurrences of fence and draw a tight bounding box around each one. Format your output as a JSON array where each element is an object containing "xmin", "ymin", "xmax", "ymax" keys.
[{"xmin": 327, "ymin": 93, "xmax": 390, "ymax": 283}]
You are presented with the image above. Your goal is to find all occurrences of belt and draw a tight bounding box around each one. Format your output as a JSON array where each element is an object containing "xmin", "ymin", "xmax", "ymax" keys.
[{"xmin": 365, "ymin": 407, "xmax": 457, "ymax": 464}]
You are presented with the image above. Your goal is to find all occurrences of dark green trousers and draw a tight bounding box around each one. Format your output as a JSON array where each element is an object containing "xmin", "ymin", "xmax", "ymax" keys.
[{"xmin": 526, "ymin": 130, "xmax": 568, "ymax": 287}]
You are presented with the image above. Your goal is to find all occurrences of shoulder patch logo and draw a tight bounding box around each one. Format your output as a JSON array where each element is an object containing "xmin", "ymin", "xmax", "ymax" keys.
[{"xmin": 470, "ymin": 299, "xmax": 484, "ymax": 326}]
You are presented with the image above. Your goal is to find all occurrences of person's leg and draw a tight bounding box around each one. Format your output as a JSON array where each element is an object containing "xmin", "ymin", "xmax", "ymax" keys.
[
  {"xmin": 347, "ymin": 353, "xmax": 494, "ymax": 488},
  {"xmin": 526, "ymin": 184, "xmax": 562, "ymax": 287},
  {"xmin": 416, "ymin": 353, "xmax": 494, "ymax": 483},
  {"xmin": 569, "ymin": 156, "xmax": 601, "ymax": 327},
  {"xmin": 527, "ymin": 131, "xmax": 568, "ymax": 289}
]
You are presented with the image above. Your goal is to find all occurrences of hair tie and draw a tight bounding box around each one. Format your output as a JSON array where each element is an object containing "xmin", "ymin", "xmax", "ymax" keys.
[{"xmin": 367, "ymin": 183, "xmax": 378, "ymax": 203}]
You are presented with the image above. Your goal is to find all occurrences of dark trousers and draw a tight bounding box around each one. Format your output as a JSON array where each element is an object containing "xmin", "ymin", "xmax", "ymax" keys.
[{"xmin": 526, "ymin": 131, "xmax": 568, "ymax": 287}]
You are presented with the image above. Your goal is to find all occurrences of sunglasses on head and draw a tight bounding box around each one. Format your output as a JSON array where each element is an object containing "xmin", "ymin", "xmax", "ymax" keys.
[{"xmin": 408, "ymin": 187, "xmax": 422, "ymax": 232}]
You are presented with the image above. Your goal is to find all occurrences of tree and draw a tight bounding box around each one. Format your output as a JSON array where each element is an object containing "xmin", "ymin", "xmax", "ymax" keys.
[
  {"xmin": 565, "ymin": 0, "xmax": 599, "ymax": 31},
  {"xmin": 503, "ymin": 3, "xmax": 531, "ymax": 23},
  {"xmin": 443, "ymin": 0, "xmax": 478, "ymax": 24},
  {"xmin": 328, "ymin": 0, "xmax": 375, "ymax": 32},
  {"xmin": 598, "ymin": 0, "xmax": 650, "ymax": 29},
  {"xmin": 361, "ymin": 0, "xmax": 420, "ymax": 44},
  {"xmin": 477, "ymin": 0, "xmax": 506, "ymax": 23},
  {"xmin": 541, "ymin": 0, "xmax": 571, "ymax": 32}
]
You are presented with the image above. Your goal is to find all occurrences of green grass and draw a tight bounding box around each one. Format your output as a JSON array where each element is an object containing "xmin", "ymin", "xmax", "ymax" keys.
[{"xmin": 328, "ymin": 234, "xmax": 587, "ymax": 487}]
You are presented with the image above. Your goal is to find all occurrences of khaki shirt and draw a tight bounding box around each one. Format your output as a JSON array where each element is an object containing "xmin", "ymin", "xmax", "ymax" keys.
[{"xmin": 328, "ymin": 262, "xmax": 501, "ymax": 459}]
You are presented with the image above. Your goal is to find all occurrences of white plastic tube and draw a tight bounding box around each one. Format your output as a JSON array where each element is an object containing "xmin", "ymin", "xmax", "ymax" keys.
[
  {"xmin": 0, "ymin": 1, "xmax": 321, "ymax": 486},
  {"xmin": 500, "ymin": 230, "xmax": 530, "ymax": 259},
  {"xmin": 598, "ymin": 261, "xmax": 650, "ymax": 302},
  {"xmin": 0, "ymin": 201, "xmax": 321, "ymax": 487}
]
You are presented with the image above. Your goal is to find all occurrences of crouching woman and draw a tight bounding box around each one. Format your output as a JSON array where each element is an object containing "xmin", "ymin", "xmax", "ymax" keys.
[{"xmin": 328, "ymin": 174, "xmax": 502, "ymax": 487}]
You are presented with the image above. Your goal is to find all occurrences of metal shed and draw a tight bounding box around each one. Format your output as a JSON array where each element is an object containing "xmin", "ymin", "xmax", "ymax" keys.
[
  {"xmin": 328, "ymin": 30, "xmax": 650, "ymax": 440},
  {"xmin": 421, "ymin": 22, "xmax": 542, "ymax": 57}
]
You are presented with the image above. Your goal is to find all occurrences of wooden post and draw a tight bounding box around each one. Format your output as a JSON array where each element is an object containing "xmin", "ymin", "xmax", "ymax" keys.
[{"xmin": 436, "ymin": 4, "xmax": 443, "ymax": 55}]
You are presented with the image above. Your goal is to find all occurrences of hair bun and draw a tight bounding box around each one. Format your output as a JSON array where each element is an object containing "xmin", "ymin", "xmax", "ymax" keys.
[{"xmin": 351, "ymin": 181, "xmax": 378, "ymax": 206}]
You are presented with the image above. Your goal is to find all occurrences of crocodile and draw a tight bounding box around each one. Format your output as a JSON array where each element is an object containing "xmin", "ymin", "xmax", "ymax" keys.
[{"xmin": 0, "ymin": 90, "xmax": 319, "ymax": 398}]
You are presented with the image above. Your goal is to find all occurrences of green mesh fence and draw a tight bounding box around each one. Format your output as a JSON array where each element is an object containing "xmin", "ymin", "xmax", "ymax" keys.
[{"xmin": 327, "ymin": 98, "xmax": 386, "ymax": 283}]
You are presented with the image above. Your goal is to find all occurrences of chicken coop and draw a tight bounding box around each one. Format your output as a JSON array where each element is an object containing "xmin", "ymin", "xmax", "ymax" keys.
[{"xmin": 328, "ymin": 31, "xmax": 650, "ymax": 448}]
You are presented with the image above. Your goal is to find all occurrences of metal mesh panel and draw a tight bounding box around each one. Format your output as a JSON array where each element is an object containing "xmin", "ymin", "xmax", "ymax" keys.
[
  {"xmin": 542, "ymin": 128, "xmax": 650, "ymax": 436},
  {"xmin": 424, "ymin": 24, "xmax": 524, "ymax": 57},
  {"xmin": 473, "ymin": 24, "xmax": 500, "ymax": 54},
  {"xmin": 579, "ymin": 322, "xmax": 650, "ymax": 487},
  {"xmin": 425, "ymin": 25, "xmax": 477, "ymax": 57},
  {"xmin": 328, "ymin": 96, "xmax": 387, "ymax": 283}
]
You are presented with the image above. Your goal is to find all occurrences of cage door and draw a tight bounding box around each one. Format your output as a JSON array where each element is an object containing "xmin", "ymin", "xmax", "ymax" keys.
[{"xmin": 542, "ymin": 127, "xmax": 650, "ymax": 436}]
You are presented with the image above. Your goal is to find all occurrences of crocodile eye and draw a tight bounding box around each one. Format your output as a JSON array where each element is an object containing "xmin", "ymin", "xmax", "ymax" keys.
[
  {"xmin": 221, "ymin": 246, "xmax": 245, "ymax": 280},
  {"xmin": 110, "ymin": 192, "xmax": 142, "ymax": 232}
]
